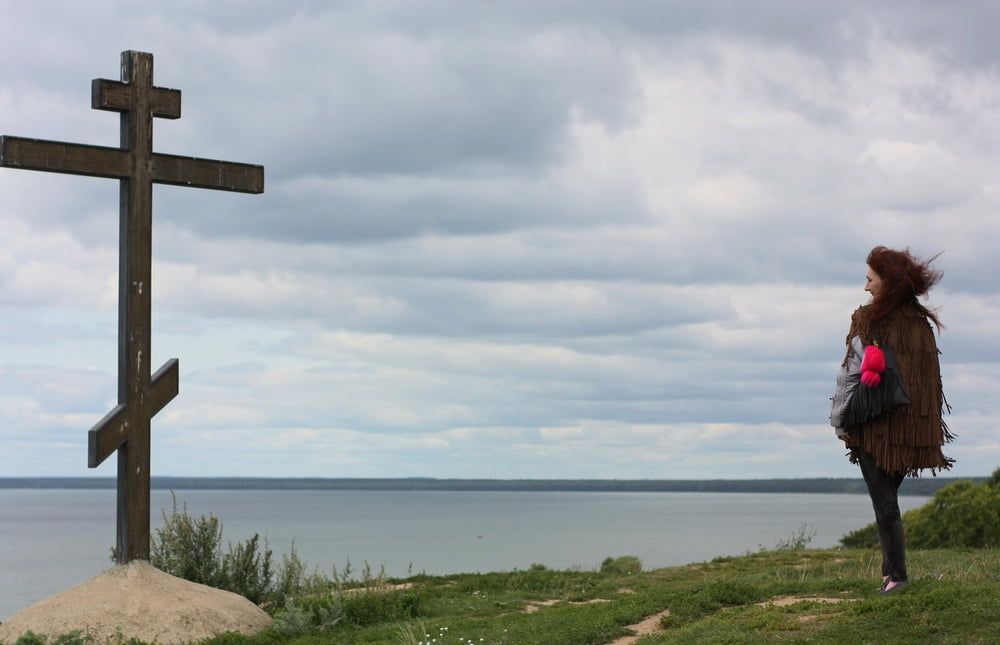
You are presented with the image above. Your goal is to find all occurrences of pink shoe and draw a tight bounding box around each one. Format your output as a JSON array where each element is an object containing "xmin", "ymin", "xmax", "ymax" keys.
[{"xmin": 880, "ymin": 580, "xmax": 908, "ymax": 595}]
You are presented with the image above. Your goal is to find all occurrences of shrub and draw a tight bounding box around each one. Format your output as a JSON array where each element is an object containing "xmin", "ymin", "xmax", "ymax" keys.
[
  {"xmin": 12, "ymin": 631, "xmax": 91, "ymax": 645},
  {"xmin": 841, "ymin": 476, "xmax": 1000, "ymax": 549},
  {"xmin": 704, "ymin": 580, "xmax": 762, "ymax": 606},
  {"xmin": 222, "ymin": 533, "xmax": 274, "ymax": 605},
  {"xmin": 768, "ymin": 523, "xmax": 816, "ymax": 551},
  {"xmin": 275, "ymin": 542, "xmax": 330, "ymax": 601},
  {"xmin": 145, "ymin": 498, "xmax": 430, "ymax": 633},
  {"xmin": 150, "ymin": 493, "xmax": 225, "ymax": 588},
  {"xmin": 338, "ymin": 590, "xmax": 423, "ymax": 627},
  {"xmin": 600, "ymin": 556, "xmax": 642, "ymax": 575},
  {"xmin": 906, "ymin": 480, "xmax": 1000, "ymax": 548},
  {"xmin": 149, "ymin": 492, "xmax": 320, "ymax": 608},
  {"xmin": 840, "ymin": 521, "xmax": 879, "ymax": 549},
  {"xmin": 270, "ymin": 605, "xmax": 314, "ymax": 638}
]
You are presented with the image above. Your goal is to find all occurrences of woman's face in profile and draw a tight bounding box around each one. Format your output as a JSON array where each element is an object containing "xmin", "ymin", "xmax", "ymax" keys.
[{"xmin": 865, "ymin": 266, "xmax": 883, "ymax": 299}]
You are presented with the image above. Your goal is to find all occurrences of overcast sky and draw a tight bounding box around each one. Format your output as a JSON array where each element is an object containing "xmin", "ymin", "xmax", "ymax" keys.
[{"xmin": 1, "ymin": 1, "xmax": 997, "ymax": 479}]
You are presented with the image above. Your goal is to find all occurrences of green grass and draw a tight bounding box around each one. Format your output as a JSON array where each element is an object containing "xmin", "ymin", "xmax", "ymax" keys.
[{"xmin": 9, "ymin": 549, "xmax": 1000, "ymax": 645}]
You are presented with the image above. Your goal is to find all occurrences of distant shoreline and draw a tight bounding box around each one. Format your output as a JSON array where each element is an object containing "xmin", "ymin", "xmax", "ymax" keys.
[{"xmin": 0, "ymin": 476, "xmax": 982, "ymax": 496}]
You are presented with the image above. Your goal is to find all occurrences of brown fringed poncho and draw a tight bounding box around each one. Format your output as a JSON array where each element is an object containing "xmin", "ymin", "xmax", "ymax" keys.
[{"xmin": 843, "ymin": 303, "xmax": 955, "ymax": 476}]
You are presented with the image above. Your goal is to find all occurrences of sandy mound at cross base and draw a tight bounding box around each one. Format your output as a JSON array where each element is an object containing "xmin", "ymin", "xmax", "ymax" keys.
[{"xmin": 0, "ymin": 561, "xmax": 272, "ymax": 644}]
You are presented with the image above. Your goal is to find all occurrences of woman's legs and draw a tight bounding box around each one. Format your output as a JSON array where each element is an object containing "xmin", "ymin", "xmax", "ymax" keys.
[{"xmin": 857, "ymin": 449, "xmax": 907, "ymax": 583}]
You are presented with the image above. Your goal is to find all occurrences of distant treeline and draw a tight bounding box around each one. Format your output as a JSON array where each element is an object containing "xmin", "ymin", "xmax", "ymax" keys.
[{"xmin": 0, "ymin": 476, "xmax": 984, "ymax": 496}]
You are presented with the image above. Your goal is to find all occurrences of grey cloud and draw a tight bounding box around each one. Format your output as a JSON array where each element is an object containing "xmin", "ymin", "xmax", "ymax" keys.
[
  {"xmin": 36, "ymin": 0, "xmax": 993, "ymax": 77},
  {"xmin": 3, "ymin": 1, "xmax": 999, "ymax": 479},
  {"xmin": 361, "ymin": 280, "xmax": 731, "ymax": 337},
  {"xmin": 0, "ymin": 365, "xmax": 112, "ymax": 415},
  {"xmin": 149, "ymin": 10, "xmax": 637, "ymax": 180},
  {"xmin": 181, "ymin": 349, "xmax": 834, "ymax": 434},
  {"xmin": 151, "ymin": 165, "xmax": 648, "ymax": 244},
  {"xmin": 548, "ymin": 0, "xmax": 1000, "ymax": 72},
  {"xmin": 157, "ymin": 271, "xmax": 734, "ymax": 338}
]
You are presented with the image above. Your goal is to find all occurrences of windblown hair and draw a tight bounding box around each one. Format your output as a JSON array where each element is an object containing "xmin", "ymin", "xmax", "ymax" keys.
[{"xmin": 867, "ymin": 245, "xmax": 943, "ymax": 330}]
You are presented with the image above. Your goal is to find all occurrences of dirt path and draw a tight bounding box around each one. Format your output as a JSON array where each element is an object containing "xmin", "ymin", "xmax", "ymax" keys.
[
  {"xmin": 597, "ymin": 594, "xmax": 855, "ymax": 644},
  {"xmin": 523, "ymin": 598, "xmax": 610, "ymax": 614},
  {"xmin": 756, "ymin": 595, "xmax": 855, "ymax": 607},
  {"xmin": 520, "ymin": 589, "xmax": 671, "ymax": 644},
  {"xmin": 607, "ymin": 608, "xmax": 672, "ymax": 644}
]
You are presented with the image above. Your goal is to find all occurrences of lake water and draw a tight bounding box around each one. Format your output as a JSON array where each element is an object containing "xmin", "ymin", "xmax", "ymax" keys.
[{"xmin": 0, "ymin": 489, "xmax": 928, "ymax": 620}]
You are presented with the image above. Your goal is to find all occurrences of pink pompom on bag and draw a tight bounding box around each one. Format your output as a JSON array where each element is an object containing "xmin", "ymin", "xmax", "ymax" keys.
[{"xmin": 860, "ymin": 344, "xmax": 886, "ymax": 388}]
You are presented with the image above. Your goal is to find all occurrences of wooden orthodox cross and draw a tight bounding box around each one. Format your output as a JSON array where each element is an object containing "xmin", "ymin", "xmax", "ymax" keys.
[{"xmin": 0, "ymin": 51, "xmax": 263, "ymax": 563}]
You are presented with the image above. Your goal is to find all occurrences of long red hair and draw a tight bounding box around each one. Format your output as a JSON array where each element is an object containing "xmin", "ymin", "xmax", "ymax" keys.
[{"xmin": 867, "ymin": 246, "xmax": 943, "ymax": 330}]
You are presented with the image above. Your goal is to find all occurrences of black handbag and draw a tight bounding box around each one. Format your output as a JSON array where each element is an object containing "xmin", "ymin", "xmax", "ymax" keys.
[{"xmin": 841, "ymin": 343, "xmax": 911, "ymax": 427}]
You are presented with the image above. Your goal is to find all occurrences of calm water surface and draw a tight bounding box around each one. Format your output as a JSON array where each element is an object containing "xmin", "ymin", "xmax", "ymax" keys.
[{"xmin": 0, "ymin": 489, "xmax": 928, "ymax": 620}]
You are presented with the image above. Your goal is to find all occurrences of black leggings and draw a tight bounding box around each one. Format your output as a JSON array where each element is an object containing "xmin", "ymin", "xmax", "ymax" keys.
[{"xmin": 856, "ymin": 448, "xmax": 908, "ymax": 582}]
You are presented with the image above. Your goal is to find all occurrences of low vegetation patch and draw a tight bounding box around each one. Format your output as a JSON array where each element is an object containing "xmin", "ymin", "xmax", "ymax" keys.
[
  {"xmin": 150, "ymin": 492, "xmax": 327, "ymax": 609},
  {"xmin": 842, "ymin": 471, "xmax": 1000, "ymax": 549},
  {"xmin": 600, "ymin": 556, "xmax": 642, "ymax": 576},
  {"xmin": 11, "ymin": 548, "xmax": 999, "ymax": 644}
]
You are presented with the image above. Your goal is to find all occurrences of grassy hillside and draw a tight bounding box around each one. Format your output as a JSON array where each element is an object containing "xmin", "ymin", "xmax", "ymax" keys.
[
  {"xmin": 199, "ymin": 548, "xmax": 1000, "ymax": 644},
  {"xmin": 282, "ymin": 548, "xmax": 999, "ymax": 644},
  {"xmin": 8, "ymin": 548, "xmax": 999, "ymax": 644}
]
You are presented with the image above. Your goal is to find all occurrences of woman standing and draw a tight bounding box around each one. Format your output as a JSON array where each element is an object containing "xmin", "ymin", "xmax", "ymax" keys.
[{"xmin": 839, "ymin": 246, "xmax": 954, "ymax": 594}]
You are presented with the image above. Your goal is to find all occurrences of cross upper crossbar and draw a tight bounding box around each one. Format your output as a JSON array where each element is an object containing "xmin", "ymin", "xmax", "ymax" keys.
[
  {"xmin": 0, "ymin": 50, "xmax": 263, "ymax": 563},
  {"xmin": 93, "ymin": 78, "xmax": 181, "ymax": 119}
]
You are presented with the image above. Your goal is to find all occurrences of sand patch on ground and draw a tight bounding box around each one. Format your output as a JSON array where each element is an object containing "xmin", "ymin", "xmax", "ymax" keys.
[
  {"xmin": 341, "ymin": 582, "xmax": 415, "ymax": 596},
  {"xmin": 753, "ymin": 595, "xmax": 858, "ymax": 626},
  {"xmin": 756, "ymin": 595, "xmax": 855, "ymax": 607},
  {"xmin": 523, "ymin": 598, "xmax": 611, "ymax": 614},
  {"xmin": 0, "ymin": 561, "xmax": 271, "ymax": 644},
  {"xmin": 792, "ymin": 556, "xmax": 851, "ymax": 570},
  {"xmin": 607, "ymin": 608, "xmax": 672, "ymax": 645}
]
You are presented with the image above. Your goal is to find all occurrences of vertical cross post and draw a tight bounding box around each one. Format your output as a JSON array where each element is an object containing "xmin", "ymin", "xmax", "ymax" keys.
[
  {"xmin": 0, "ymin": 51, "xmax": 263, "ymax": 563},
  {"xmin": 115, "ymin": 52, "xmax": 158, "ymax": 563}
]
